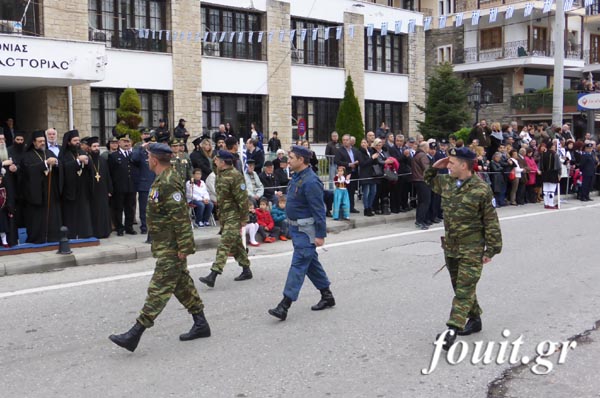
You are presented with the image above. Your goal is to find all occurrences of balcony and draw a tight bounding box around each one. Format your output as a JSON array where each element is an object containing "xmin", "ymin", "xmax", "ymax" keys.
[
  {"xmin": 455, "ymin": 40, "xmax": 583, "ymax": 64},
  {"xmin": 510, "ymin": 89, "xmax": 579, "ymax": 115},
  {"xmin": 457, "ymin": 0, "xmax": 580, "ymax": 12}
]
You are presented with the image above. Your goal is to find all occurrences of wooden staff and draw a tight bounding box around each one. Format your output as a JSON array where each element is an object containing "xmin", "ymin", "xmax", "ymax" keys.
[{"xmin": 46, "ymin": 166, "xmax": 52, "ymax": 243}]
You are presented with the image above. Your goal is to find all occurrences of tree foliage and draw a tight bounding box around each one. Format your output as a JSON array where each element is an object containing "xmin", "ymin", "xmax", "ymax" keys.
[
  {"xmin": 335, "ymin": 76, "xmax": 364, "ymax": 147},
  {"xmin": 417, "ymin": 63, "xmax": 470, "ymax": 140},
  {"xmin": 115, "ymin": 88, "xmax": 143, "ymax": 143}
]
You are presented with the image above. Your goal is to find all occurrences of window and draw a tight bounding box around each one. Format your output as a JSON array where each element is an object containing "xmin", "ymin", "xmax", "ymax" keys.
[
  {"xmin": 0, "ymin": 0, "xmax": 41, "ymax": 35},
  {"xmin": 91, "ymin": 88, "xmax": 169, "ymax": 144},
  {"xmin": 200, "ymin": 6, "xmax": 263, "ymax": 61},
  {"xmin": 88, "ymin": 0, "xmax": 167, "ymax": 52},
  {"xmin": 202, "ymin": 93, "xmax": 263, "ymax": 137},
  {"xmin": 292, "ymin": 97, "xmax": 340, "ymax": 143},
  {"xmin": 480, "ymin": 27, "xmax": 502, "ymax": 51},
  {"xmin": 479, "ymin": 76, "xmax": 503, "ymax": 104},
  {"xmin": 437, "ymin": 45, "xmax": 452, "ymax": 64},
  {"xmin": 590, "ymin": 34, "xmax": 600, "ymax": 63},
  {"xmin": 364, "ymin": 29, "xmax": 404, "ymax": 73},
  {"xmin": 291, "ymin": 19, "xmax": 342, "ymax": 67},
  {"xmin": 365, "ymin": 101, "xmax": 403, "ymax": 134},
  {"xmin": 529, "ymin": 26, "xmax": 548, "ymax": 54}
]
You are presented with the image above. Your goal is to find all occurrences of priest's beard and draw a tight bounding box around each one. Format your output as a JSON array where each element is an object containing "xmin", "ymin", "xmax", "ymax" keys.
[{"xmin": 0, "ymin": 143, "xmax": 9, "ymax": 162}]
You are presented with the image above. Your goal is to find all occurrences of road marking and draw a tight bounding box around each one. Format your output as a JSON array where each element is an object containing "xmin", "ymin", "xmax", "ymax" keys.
[{"xmin": 1, "ymin": 203, "xmax": 598, "ymax": 299}]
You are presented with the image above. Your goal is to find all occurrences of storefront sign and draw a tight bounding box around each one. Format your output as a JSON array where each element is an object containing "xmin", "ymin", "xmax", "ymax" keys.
[{"xmin": 577, "ymin": 93, "xmax": 600, "ymax": 111}]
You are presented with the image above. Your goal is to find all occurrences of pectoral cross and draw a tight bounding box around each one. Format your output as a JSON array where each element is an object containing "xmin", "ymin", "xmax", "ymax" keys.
[{"xmin": 95, "ymin": 172, "xmax": 101, "ymax": 182}]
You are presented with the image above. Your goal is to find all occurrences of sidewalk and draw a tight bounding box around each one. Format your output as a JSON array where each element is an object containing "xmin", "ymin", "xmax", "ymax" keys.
[{"xmin": 0, "ymin": 209, "xmax": 415, "ymax": 277}]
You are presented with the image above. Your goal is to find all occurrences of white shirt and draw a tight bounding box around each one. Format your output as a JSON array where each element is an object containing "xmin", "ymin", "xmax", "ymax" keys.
[{"xmin": 186, "ymin": 180, "xmax": 210, "ymax": 202}]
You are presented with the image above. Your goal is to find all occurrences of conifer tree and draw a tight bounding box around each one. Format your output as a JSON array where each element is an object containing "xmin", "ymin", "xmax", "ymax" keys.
[
  {"xmin": 335, "ymin": 76, "xmax": 364, "ymax": 147},
  {"xmin": 115, "ymin": 88, "xmax": 143, "ymax": 143}
]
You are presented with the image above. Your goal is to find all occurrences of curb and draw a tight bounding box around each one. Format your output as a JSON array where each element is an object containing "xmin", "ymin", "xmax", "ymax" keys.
[{"xmin": 1, "ymin": 212, "xmax": 416, "ymax": 277}]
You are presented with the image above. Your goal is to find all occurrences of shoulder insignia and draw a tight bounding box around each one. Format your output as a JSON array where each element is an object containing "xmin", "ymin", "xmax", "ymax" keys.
[
  {"xmin": 491, "ymin": 197, "xmax": 497, "ymax": 208},
  {"xmin": 172, "ymin": 192, "xmax": 182, "ymax": 202},
  {"xmin": 240, "ymin": 183, "xmax": 246, "ymax": 191}
]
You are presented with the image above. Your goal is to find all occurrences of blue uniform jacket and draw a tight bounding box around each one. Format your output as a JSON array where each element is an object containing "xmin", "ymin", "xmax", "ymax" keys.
[
  {"xmin": 285, "ymin": 166, "xmax": 327, "ymax": 239},
  {"xmin": 131, "ymin": 145, "xmax": 156, "ymax": 192}
]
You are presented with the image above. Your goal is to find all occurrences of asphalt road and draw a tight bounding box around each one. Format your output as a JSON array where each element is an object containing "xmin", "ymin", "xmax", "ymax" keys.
[{"xmin": 1, "ymin": 202, "xmax": 599, "ymax": 398}]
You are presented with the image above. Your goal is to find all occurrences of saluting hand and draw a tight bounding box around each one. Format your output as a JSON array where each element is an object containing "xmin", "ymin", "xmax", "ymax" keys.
[{"xmin": 432, "ymin": 157, "xmax": 449, "ymax": 169}]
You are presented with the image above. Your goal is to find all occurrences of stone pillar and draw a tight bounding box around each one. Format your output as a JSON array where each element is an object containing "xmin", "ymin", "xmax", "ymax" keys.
[
  {"xmin": 404, "ymin": 26, "xmax": 426, "ymax": 138},
  {"xmin": 171, "ymin": 0, "xmax": 202, "ymax": 142},
  {"xmin": 266, "ymin": 0, "xmax": 292, "ymax": 148},
  {"xmin": 343, "ymin": 12, "xmax": 365, "ymax": 123}
]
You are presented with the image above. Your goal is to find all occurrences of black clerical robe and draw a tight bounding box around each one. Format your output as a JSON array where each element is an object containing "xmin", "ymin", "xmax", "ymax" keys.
[
  {"xmin": 88, "ymin": 152, "xmax": 113, "ymax": 238},
  {"xmin": 20, "ymin": 148, "xmax": 62, "ymax": 243},
  {"xmin": 59, "ymin": 148, "xmax": 93, "ymax": 239}
]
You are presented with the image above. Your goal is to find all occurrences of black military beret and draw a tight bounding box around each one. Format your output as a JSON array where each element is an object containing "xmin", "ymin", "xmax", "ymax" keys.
[
  {"xmin": 448, "ymin": 147, "xmax": 476, "ymax": 160},
  {"xmin": 192, "ymin": 137, "xmax": 202, "ymax": 146},
  {"xmin": 147, "ymin": 143, "xmax": 172, "ymax": 155}
]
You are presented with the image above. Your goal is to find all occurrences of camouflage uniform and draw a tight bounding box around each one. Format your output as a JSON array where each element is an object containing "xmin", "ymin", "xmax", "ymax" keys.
[
  {"xmin": 136, "ymin": 168, "xmax": 204, "ymax": 328},
  {"xmin": 425, "ymin": 167, "xmax": 502, "ymax": 330},
  {"xmin": 171, "ymin": 152, "xmax": 193, "ymax": 185},
  {"xmin": 211, "ymin": 166, "xmax": 251, "ymax": 273}
]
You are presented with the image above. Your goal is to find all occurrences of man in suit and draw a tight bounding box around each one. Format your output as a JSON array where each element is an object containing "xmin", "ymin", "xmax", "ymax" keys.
[
  {"xmin": 45, "ymin": 128, "xmax": 61, "ymax": 157},
  {"xmin": 108, "ymin": 135, "xmax": 137, "ymax": 236},
  {"xmin": 3, "ymin": 118, "xmax": 15, "ymax": 147},
  {"xmin": 334, "ymin": 134, "xmax": 360, "ymax": 213}
]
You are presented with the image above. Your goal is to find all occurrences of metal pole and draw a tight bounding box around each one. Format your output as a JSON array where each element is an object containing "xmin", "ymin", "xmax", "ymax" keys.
[
  {"xmin": 588, "ymin": 110, "xmax": 596, "ymax": 140},
  {"xmin": 67, "ymin": 86, "xmax": 74, "ymax": 130},
  {"xmin": 475, "ymin": 105, "xmax": 480, "ymax": 125},
  {"xmin": 552, "ymin": 0, "xmax": 565, "ymax": 127}
]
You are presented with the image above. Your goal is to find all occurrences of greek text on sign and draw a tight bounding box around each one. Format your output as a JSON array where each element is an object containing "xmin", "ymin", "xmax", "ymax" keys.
[
  {"xmin": 577, "ymin": 93, "xmax": 600, "ymax": 111},
  {"xmin": 0, "ymin": 41, "xmax": 70, "ymax": 70}
]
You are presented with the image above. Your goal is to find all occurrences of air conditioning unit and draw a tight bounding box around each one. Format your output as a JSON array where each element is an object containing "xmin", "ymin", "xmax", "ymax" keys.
[
  {"xmin": 89, "ymin": 29, "xmax": 107, "ymax": 42},
  {"xmin": 203, "ymin": 42, "xmax": 220, "ymax": 56},
  {"xmin": 0, "ymin": 20, "xmax": 22, "ymax": 34}
]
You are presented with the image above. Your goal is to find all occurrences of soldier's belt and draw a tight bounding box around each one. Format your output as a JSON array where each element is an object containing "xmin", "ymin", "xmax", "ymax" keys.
[
  {"xmin": 288, "ymin": 217, "xmax": 315, "ymax": 226},
  {"xmin": 445, "ymin": 234, "xmax": 484, "ymax": 245}
]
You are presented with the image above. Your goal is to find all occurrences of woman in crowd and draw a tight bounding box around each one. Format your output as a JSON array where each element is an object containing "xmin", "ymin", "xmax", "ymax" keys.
[
  {"xmin": 524, "ymin": 147, "xmax": 539, "ymax": 204},
  {"xmin": 489, "ymin": 152, "xmax": 507, "ymax": 207},
  {"xmin": 507, "ymin": 149, "xmax": 524, "ymax": 205},
  {"xmin": 273, "ymin": 149, "xmax": 286, "ymax": 170},
  {"xmin": 194, "ymin": 138, "xmax": 214, "ymax": 181},
  {"xmin": 371, "ymin": 138, "xmax": 395, "ymax": 214}
]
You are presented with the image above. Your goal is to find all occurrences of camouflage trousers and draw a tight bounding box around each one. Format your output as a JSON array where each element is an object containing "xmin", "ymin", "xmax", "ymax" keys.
[
  {"xmin": 211, "ymin": 221, "xmax": 250, "ymax": 273},
  {"xmin": 137, "ymin": 253, "xmax": 204, "ymax": 328},
  {"xmin": 445, "ymin": 254, "xmax": 483, "ymax": 330}
]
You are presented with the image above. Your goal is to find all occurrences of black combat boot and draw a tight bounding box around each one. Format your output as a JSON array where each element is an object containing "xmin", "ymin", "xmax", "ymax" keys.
[
  {"xmin": 457, "ymin": 316, "xmax": 482, "ymax": 336},
  {"xmin": 268, "ymin": 296, "xmax": 293, "ymax": 321},
  {"xmin": 109, "ymin": 322, "xmax": 146, "ymax": 352},
  {"xmin": 179, "ymin": 311, "xmax": 211, "ymax": 341},
  {"xmin": 233, "ymin": 267, "xmax": 253, "ymax": 281},
  {"xmin": 436, "ymin": 326, "xmax": 458, "ymax": 351},
  {"xmin": 199, "ymin": 270, "xmax": 219, "ymax": 287},
  {"xmin": 311, "ymin": 288, "xmax": 336, "ymax": 311}
]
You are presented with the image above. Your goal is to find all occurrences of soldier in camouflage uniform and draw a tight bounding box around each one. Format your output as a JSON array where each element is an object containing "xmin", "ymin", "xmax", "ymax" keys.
[
  {"xmin": 199, "ymin": 150, "xmax": 252, "ymax": 288},
  {"xmin": 170, "ymin": 138, "xmax": 193, "ymax": 185},
  {"xmin": 425, "ymin": 146, "xmax": 502, "ymax": 350},
  {"xmin": 109, "ymin": 143, "xmax": 210, "ymax": 352}
]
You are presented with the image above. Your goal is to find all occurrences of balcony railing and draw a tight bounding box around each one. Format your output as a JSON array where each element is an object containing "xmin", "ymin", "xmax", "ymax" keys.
[
  {"xmin": 587, "ymin": 0, "xmax": 600, "ymax": 15},
  {"xmin": 455, "ymin": 40, "xmax": 583, "ymax": 64},
  {"xmin": 510, "ymin": 90, "xmax": 579, "ymax": 114}
]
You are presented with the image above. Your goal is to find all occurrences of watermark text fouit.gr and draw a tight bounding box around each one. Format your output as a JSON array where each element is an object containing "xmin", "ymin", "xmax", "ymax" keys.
[{"xmin": 421, "ymin": 329, "xmax": 577, "ymax": 375}]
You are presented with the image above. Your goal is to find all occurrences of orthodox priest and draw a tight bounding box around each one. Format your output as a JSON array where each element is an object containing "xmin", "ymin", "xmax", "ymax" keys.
[
  {"xmin": 88, "ymin": 137, "xmax": 113, "ymax": 238},
  {"xmin": 59, "ymin": 130, "xmax": 93, "ymax": 239},
  {"xmin": 20, "ymin": 130, "xmax": 61, "ymax": 243}
]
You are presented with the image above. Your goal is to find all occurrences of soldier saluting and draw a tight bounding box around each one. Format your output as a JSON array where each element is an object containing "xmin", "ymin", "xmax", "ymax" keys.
[
  {"xmin": 109, "ymin": 143, "xmax": 210, "ymax": 352},
  {"xmin": 425, "ymin": 146, "xmax": 502, "ymax": 350}
]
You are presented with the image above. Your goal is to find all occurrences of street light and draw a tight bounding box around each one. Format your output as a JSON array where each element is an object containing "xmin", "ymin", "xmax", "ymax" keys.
[{"xmin": 467, "ymin": 82, "xmax": 492, "ymax": 124}]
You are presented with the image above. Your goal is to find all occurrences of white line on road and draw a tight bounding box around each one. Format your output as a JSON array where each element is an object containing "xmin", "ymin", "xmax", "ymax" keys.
[{"xmin": 1, "ymin": 203, "xmax": 598, "ymax": 299}]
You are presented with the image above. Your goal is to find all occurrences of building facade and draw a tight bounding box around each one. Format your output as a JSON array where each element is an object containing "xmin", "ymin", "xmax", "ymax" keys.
[{"xmin": 0, "ymin": 0, "xmax": 425, "ymax": 149}]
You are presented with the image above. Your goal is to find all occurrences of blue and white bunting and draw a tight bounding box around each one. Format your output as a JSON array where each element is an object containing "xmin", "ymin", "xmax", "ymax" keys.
[
  {"xmin": 367, "ymin": 24, "xmax": 374, "ymax": 37},
  {"xmin": 325, "ymin": 26, "xmax": 331, "ymax": 40},
  {"xmin": 505, "ymin": 6, "xmax": 514, "ymax": 19},
  {"xmin": 268, "ymin": 31, "xmax": 274, "ymax": 43},
  {"xmin": 336, "ymin": 26, "xmax": 342, "ymax": 40},
  {"xmin": 381, "ymin": 22, "xmax": 388, "ymax": 36},
  {"xmin": 472, "ymin": 10, "xmax": 481, "ymax": 25},
  {"xmin": 279, "ymin": 29, "xmax": 285, "ymax": 42},
  {"xmin": 248, "ymin": 31, "xmax": 254, "ymax": 43},
  {"xmin": 407, "ymin": 19, "xmax": 415, "ymax": 34},
  {"xmin": 312, "ymin": 28, "xmax": 318, "ymax": 41},
  {"xmin": 348, "ymin": 24, "xmax": 354, "ymax": 38},
  {"xmin": 228, "ymin": 31, "xmax": 235, "ymax": 42},
  {"xmin": 237, "ymin": 31, "xmax": 244, "ymax": 43},
  {"xmin": 455, "ymin": 12, "xmax": 463, "ymax": 27},
  {"xmin": 202, "ymin": 32, "xmax": 209, "ymax": 42},
  {"xmin": 289, "ymin": 29, "xmax": 296, "ymax": 42},
  {"xmin": 301, "ymin": 28, "xmax": 307, "ymax": 42},
  {"xmin": 424, "ymin": 17, "xmax": 432, "ymax": 31},
  {"xmin": 219, "ymin": 31, "xmax": 226, "ymax": 42},
  {"xmin": 171, "ymin": 31, "xmax": 177, "ymax": 41},
  {"xmin": 542, "ymin": 0, "xmax": 553, "ymax": 13},
  {"xmin": 166, "ymin": 31, "xmax": 171, "ymax": 41},
  {"xmin": 524, "ymin": 3, "xmax": 534, "ymax": 17},
  {"xmin": 194, "ymin": 32, "xmax": 201, "ymax": 41},
  {"xmin": 180, "ymin": 31, "xmax": 186, "ymax": 41},
  {"xmin": 489, "ymin": 7, "xmax": 498, "ymax": 23},
  {"xmin": 258, "ymin": 31, "xmax": 264, "ymax": 43},
  {"xmin": 439, "ymin": 15, "xmax": 447, "ymax": 29},
  {"xmin": 585, "ymin": 0, "xmax": 594, "ymax": 6},
  {"xmin": 211, "ymin": 31, "xmax": 218, "ymax": 42},
  {"xmin": 395, "ymin": 20, "xmax": 402, "ymax": 34},
  {"xmin": 137, "ymin": 29, "xmax": 144, "ymax": 39},
  {"xmin": 563, "ymin": 0, "xmax": 574, "ymax": 11}
]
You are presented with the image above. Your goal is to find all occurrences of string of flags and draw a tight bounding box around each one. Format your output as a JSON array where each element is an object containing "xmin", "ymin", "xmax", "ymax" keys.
[{"xmin": 133, "ymin": 0, "xmax": 594, "ymax": 42}]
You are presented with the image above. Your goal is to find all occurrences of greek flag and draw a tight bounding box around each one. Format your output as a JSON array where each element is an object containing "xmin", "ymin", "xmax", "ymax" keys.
[
  {"xmin": 240, "ymin": 138, "xmax": 248, "ymax": 173},
  {"xmin": 424, "ymin": 17, "xmax": 432, "ymax": 31},
  {"xmin": 563, "ymin": 0, "xmax": 574, "ymax": 11},
  {"xmin": 505, "ymin": 6, "xmax": 514, "ymax": 19},
  {"xmin": 489, "ymin": 7, "xmax": 498, "ymax": 23},
  {"xmin": 395, "ymin": 20, "xmax": 402, "ymax": 34},
  {"xmin": 543, "ymin": 0, "xmax": 553, "ymax": 13},
  {"xmin": 472, "ymin": 10, "xmax": 481, "ymax": 25},
  {"xmin": 381, "ymin": 22, "xmax": 388, "ymax": 36},
  {"xmin": 439, "ymin": 15, "xmax": 447, "ymax": 29},
  {"xmin": 407, "ymin": 19, "xmax": 416, "ymax": 34},
  {"xmin": 455, "ymin": 13, "xmax": 464, "ymax": 27},
  {"xmin": 524, "ymin": 3, "xmax": 534, "ymax": 17}
]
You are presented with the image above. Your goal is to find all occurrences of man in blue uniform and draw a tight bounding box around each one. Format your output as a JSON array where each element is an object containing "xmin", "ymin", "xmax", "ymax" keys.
[
  {"xmin": 579, "ymin": 142, "xmax": 598, "ymax": 201},
  {"xmin": 268, "ymin": 146, "xmax": 335, "ymax": 321}
]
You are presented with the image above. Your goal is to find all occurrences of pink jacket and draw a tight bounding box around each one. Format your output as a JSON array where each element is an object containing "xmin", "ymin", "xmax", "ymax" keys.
[{"xmin": 524, "ymin": 156, "xmax": 538, "ymax": 185}]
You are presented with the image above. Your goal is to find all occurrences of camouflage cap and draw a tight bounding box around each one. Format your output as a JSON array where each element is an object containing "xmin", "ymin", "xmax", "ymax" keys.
[{"xmin": 448, "ymin": 146, "xmax": 476, "ymax": 160}]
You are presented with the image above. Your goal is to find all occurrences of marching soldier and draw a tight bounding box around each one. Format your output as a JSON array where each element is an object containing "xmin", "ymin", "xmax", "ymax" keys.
[
  {"xmin": 425, "ymin": 146, "xmax": 502, "ymax": 350},
  {"xmin": 268, "ymin": 145, "xmax": 335, "ymax": 321},
  {"xmin": 170, "ymin": 138, "xmax": 193, "ymax": 186},
  {"xmin": 109, "ymin": 143, "xmax": 210, "ymax": 352},
  {"xmin": 198, "ymin": 150, "xmax": 252, "ymax": 288}
]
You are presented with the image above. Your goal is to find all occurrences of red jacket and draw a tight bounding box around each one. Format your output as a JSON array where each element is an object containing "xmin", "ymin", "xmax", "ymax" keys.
[{"xmin": 255, "ymin": 208, "xmax": 274, "ymax": 230}]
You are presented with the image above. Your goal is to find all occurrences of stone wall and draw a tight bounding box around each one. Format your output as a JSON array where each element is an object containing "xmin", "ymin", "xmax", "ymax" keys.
[
  {"xmin": 42, "ymin": 0, "xmax": 88, "ymax": 40},
  {"xmin": 172, "ymin": 0, "xmax": 202, "ymax": 146},
  {"xmin": 476, "ymin": 73, "xmax": 514, "ymax": 124},
  {"xmin": 343, "ymin": 12, "xmax": 365, "ymax": 124},
  {"xmin": 404, "ymin": 26, "xmax": 426, "ymax": 138},
  {"xmin": 266, "ymin": 0, "xmax": 292, "ymax": 148}
]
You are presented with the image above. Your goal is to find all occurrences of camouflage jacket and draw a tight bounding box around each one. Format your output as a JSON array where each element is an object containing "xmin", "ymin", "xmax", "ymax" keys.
[
  {"xmin": 170, "ymin": 153, "xmax": 193, "ymax": 183},
  {"xmin": 147, "ymin": 168, "xmax": 195, "ymax": 257},
  {"xmin": 425, "ymin": 168, "xmax": 502, "ymax": 259},
  {"xmin": 216, "ymin": 166, "xmax": 247, "ymax": 224}
]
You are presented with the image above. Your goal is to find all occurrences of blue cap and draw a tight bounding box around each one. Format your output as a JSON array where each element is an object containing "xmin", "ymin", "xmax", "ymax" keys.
[
  {"xmin": 147, "ymin": 143, "xmax": 172, "ymax": 155},
  {"xmin": 290, "ymin": 145, "xmax": 311, "ymax": 160},
  {"xmin": 448, "ymin": 147, "xmax": 476, "ymax": 160},
  {"xmin": 216, "ymin": 149, "xmax": 234, "ymax": 160}
]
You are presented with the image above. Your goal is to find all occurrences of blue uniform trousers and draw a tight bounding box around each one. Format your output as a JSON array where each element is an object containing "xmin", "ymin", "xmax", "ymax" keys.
[{"xmin": 283, "ymin": 226, "xmax": 330, "ymax": 301}]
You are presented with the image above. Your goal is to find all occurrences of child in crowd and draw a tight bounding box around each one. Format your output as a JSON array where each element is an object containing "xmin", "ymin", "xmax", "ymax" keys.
[
  {"xmin": 255, "ymin": 197, "xmax": 279, "ymax": 243},
  {"xmin": 270, "ymin": 195, "xmax": 289, "ymax": 241},
  {"xmin": 185, "ymin": 169, "xmax": 214, "ymax": 227},
  {"xmin": 332, "ymin": 165, "xmax": 350, "ymax": 220},
  {"xmin": 246, "ymin": 200, "xmax": 260, "ymax": 247}
]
